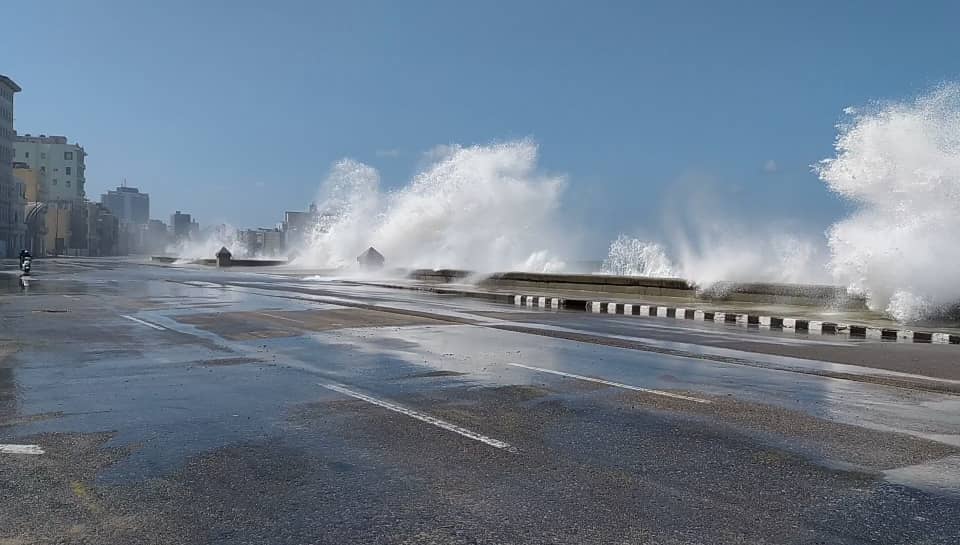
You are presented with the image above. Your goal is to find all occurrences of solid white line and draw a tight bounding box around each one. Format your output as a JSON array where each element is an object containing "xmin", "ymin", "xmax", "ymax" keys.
[
  {"xmin": 320, "ymin": 383, "xmax": 517, "ymax": 452},
  {"xmin": 507, "ymin": 363, "xmax": 711, "ymax": 404},
  {"xmin": 0, "ymin": 444, "xmax": 44, "ymax": 455},
  {"xmin": 258, "ymin": 312, "xmax": 305, "ymax": 324},
  {"xmin": 121, "ymin": 315, "xmax": 166, "ymax": 331}
]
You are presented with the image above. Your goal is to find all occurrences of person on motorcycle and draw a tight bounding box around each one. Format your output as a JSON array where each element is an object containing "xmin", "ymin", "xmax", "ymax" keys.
[{"xmin": 19, "ymin": 249, "xmax": 31, "ymax": 269}]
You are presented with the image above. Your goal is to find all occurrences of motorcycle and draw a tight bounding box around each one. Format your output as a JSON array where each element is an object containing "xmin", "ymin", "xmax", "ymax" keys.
[{"xmin": 20, "ymin": 256, "xmax": 32, "ymax": 276}]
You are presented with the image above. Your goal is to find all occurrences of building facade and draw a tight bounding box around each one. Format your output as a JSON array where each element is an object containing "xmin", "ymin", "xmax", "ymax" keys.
[
  {"xmin": 101, "ymin": 186, "xmax": 150, "ymax": 254},
  {"xmin": 240, "ymin": 228, "xmax": 284, "ymax": 257},
  {"xmin": 13, "ymin": 162, "xmax": 45, "ymax": 201},
  {"xmin": 13, "ymin": 134, "xmax": 87, "ymax": 203},
  {"xmin": 0, "ymin": 74, "xmax": 23, "ymax": 257},
  {"xmin": 170, "ymin": 211, "xmax": 192, "ymax": 241},
  {"xmin": 143, "ymin": 219, "xmax": 169, "ymax": 255},
  {"xmin": 101, "ymin": 186, "xmax": 149, "ymax": 225}
]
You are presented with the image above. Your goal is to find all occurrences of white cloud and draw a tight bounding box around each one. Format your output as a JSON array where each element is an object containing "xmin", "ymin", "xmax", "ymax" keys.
[
  {"xmin": 375, "ymin": 148, "xmax": 401, "ymax": 158},
  {"xmin": 254, "ymin": 181, "xmax": 266, "ymax": 188},
  {"xmin": 763, "ymin": 159, "xmax": 778, "ymax": 173}
]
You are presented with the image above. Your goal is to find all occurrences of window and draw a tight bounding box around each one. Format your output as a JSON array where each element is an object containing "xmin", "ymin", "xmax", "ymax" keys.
[
  {"xmin": 66, "ymin": 180, "xmax": 71, "ymax": 187},
  {"xmin": 40, "ymin": 152, "xmax": 46, "ymax": 159},
  {"xmin": 24, "ymin": 151, "xmax": 29, "ymax": 158},
  {"xmin": 64, "ymin": 151, "xmax": 73, "ymax": 160},
  {"xmin": 66, "ymin": 166, "xmax": 71, "ymax": 175},
  {"xmin": 52, "ymin": 179, "xmax": 58, "ymax": 185}
]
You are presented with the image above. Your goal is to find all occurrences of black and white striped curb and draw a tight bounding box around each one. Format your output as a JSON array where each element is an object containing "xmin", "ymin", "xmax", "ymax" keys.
[
  {"xmin": 512, "ymin": 294, "xmax": 562, "ymax": 309},
  {"xmin": 578, "ymin": 300, "xmax": 960, "ymax": 344},
  {"xmin": 353, "ymin": 283, "xmax": 959, "ymax": 345}
]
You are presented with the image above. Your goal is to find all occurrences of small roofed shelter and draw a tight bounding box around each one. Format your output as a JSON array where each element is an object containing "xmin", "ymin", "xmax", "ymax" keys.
[
  {"xmin": 216, "ymin": 246, "xmax": 233, "ymax": 267},
  {"xmin": 357, "ymin": 247, "xmax": 385, "ymax": 269}
]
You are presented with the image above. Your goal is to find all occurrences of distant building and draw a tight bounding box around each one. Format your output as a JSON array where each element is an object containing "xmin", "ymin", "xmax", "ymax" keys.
[
  {"xmin": 85, "ymin": 202, "xmax": 119, "ymax": 256},
  {"xmin": 170, "ymin": 211, "xmax": 192, "ymax": 241},
  {"xmin": 101, "ymin": 186, "xmax": 150, "ymax": 255},
  {"xmin": 13, "ymin": 134, "xmax": 87, "ymax": 203},
  {"xmin": 14, "ymin": 163, "xmax": 49, "ymax": 255},
  {"xmin": 13, "ymin": 162, "xmax": 45, "ymax": 202},
  {"xmin": 23, "ymin": 202, "xmax": 47, "ymax": 255},
  {"xmin": 143, "ymin": 219, "xmax": 169, "ymax": 255},
  {"xmin": 43, "ymin": 200, "xmax": 87, "ymax": 256},
  {"xmin": 101, "ymin": 186, "xmax": 149, "ymax": 225},
  {"xmin": 0, "ymin": 74, "xmax": 23, "ymax": 257},
  {"xmin": 239, "ymin": 228, "xmax": 284, "ymax": 257},
  {"xmin": 282, "ymin": 202, "xmax": 337, "ymax": 250}
]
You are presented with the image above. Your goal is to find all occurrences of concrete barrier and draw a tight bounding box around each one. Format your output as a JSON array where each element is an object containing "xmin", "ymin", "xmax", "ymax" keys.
[
  {"xmin": 698, "ymin": 281, "xmax": 867, "ymax": 310},
  {"xmin": 479, "ymin": 272, "xmax": 696, "ymax": 299},
  {"xmin": 227, "ymin": 259, "xmax": 288, "ymax": 267},
  {"xmin": 402, "ymin": 270, "xmax": 867, "ymax": 310},
  {"xmin": 408, "ymin": 269, "xmax": 474, "ymax": 282},
  {"xmin": 151, "ymin": 256, "xmax": 287, "ymax": 267}
]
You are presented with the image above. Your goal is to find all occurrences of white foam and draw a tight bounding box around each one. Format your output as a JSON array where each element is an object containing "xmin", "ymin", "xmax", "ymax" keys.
[
  {"xmin": 818, "ymin": 85, "xmax": 960, "ymax": 320},
  {"xmin": 295, "ymin": 140, "xmax": 568, "ymax": 273}
]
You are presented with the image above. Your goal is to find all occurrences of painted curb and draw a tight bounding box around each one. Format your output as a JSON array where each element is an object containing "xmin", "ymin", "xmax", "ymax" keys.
[
  {"xmin": 350, "ymin": 281, "xmax": 959, "ymax": 346},
  {"xmin": 575, "ymin": 298, "xmax": 960, "ymax": 345}
]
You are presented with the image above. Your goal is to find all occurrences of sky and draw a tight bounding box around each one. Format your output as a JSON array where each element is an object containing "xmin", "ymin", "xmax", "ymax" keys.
[{"xmin": 4, "ymin": 0, "xmax": 959, "ymax": 255}]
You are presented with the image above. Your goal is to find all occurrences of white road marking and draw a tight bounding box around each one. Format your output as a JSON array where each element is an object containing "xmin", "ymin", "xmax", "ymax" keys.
[
  {"xmin": 320, "ymin": 383, "xmax": 517, "ymax": 452},
  {"xmin": 258, "ymin": 312, "xmax": 305, "ymax": 325},
  {"xmin": 507, "ymin": 363, "xmax": 712, "ymax": 404},
  {"xmin": 0, "ymin": 444, "xmax": 44, "ymax": 455},
  {"xmin": 121, "ymin": 315, "xmax": 166, "ymax": 331}
]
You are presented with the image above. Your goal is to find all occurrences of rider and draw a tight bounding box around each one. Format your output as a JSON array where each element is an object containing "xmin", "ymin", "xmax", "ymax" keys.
[{"xmin": 19, "ymin": 248, "xmax": 31, "ymax": 269}]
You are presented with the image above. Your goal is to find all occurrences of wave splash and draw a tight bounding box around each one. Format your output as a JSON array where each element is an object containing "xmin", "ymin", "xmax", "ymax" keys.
[
  {"xmin": 296, "ymin": 140, "xmax": 568, "ymax": 272},
  {"xmin": 817, "ymin": 85, "xmax": 960, "ymax": 321}
]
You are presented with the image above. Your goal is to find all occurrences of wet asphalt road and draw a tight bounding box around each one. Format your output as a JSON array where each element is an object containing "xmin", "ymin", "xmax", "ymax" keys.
[{"xmin": 2, "ymin": 258, "xmax": 960, "ymax": 544}]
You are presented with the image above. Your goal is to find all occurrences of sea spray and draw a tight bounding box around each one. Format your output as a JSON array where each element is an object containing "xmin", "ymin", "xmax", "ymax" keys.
[
  {"xmin": 296, "ymin": 140, "xmax": 568, "ymax": 272},
  {"xmin": 166, "ymin": 224, "xmax": 249, "ymax": 259},
  {"xmin": 601, "ymin": 232, "xmax": 824, "ymax": 286},
  {"xmin": 601, "ymin": 235, "xmax": 676, "ymax": 277},
  {"xmin": 817, "ymin": 85, "xmax": 960, "ymax": 321}
]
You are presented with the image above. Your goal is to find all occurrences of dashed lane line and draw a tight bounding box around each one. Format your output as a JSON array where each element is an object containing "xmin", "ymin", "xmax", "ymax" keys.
[
  {"xmin": 121, "ymin": 315, "xmax": 167, "ymax": 331},
  {"xmin": 0, "ymin": 444, "xmax": 44, "ymax": 455},
  {"xmin": 257, "ymin": 312, "xmax": 306, "ymax": 325},
  {"xmin": 320, "ymin": 383, "xmax": 518, "ymax": 453},
  {"xmin": 507, "ymin": 362, "xmax": 712, "ymax": 404}
]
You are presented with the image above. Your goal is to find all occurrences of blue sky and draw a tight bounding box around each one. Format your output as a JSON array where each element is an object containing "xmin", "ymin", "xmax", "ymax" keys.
[{"xmin": 4, "ymin": 0, "xmax": 958, "ymax": 254}]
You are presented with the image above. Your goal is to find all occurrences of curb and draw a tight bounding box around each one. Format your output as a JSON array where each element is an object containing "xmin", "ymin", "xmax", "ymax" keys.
[
  {"xmin": 573, "ymin": 299, "xmax": 960, "ymax": 345},
  {"xmin": 346, "ymin": 281, "xmax": 960, "ymax": 345}
]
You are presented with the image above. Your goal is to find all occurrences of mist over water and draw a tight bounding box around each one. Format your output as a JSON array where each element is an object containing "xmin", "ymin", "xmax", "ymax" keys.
[
  {"xmin": 600, "ymin": 233, "xmax": 825, "ymax": 286},
  {"xmin": 296, "ymin": 140, "xmax": 568, "ymax": 272},
  {"xmin": 167, "ymin": 225, "xmax": 247, "ymax": 260},
  {"xmin": 818, "ymin": 85, "xmax": 960, "ymax": 321}
]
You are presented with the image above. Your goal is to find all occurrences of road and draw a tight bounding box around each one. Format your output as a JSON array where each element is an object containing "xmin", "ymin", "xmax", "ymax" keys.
[{"xmin": 2, "ymin": 258, "xmax": 959, "ymax": 544}]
